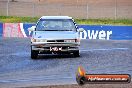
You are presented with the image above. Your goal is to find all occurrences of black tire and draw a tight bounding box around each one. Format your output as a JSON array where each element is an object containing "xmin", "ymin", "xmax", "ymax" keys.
[
  {"xmin": 73, "ymin": 50, "xmax": 80, "ymax": 57},
  {"xmin": 31, "ymin": 47, "xmax": 38, "ymax": 59}
]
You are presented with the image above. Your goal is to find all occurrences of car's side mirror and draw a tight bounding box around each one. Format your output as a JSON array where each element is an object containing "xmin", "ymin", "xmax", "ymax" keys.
[
  {"xmin": 78, "ymin": 28, "xmax": 84, "ymax": 32},
  {"xmin": 28, "ymin": 26, "xmax": 36, "ymax": 31}
]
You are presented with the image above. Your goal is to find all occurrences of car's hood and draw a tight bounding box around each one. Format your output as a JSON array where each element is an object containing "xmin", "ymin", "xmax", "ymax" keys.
[{"xmin": 33, "ymin": 31, "xmax": 79, "ymax": 39}]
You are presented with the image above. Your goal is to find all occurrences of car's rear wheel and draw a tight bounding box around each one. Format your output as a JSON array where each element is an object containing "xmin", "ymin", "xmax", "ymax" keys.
[
  {"xmin": 31, "ymin": 47, "xmax": 38, "ymax": 59},
  {"xmin": 73, "ymin": 50, "xmax": 80, "ymax": 57}
]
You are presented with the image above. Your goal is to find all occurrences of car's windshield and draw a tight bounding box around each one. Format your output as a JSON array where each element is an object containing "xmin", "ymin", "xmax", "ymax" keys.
[{"xmin": 36, "ymin": 19, "xmax": 76, "ymax": 31}]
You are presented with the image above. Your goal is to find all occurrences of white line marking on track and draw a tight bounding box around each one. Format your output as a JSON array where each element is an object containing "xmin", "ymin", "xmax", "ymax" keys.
[{"xmin": 80, "ymin": 48, "xmax": 129, "ymax": 51}]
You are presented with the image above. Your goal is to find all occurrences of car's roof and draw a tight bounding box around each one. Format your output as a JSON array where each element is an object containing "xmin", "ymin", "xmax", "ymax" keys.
[{"xmin": 40, "ymin": 16, "xmax": 72, "ymax": 19}]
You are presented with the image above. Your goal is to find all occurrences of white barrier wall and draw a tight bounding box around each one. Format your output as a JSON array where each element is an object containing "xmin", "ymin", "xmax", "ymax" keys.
[{"xmin": 0, "ymin": 23, "xmax": 132, "ymax": 40}]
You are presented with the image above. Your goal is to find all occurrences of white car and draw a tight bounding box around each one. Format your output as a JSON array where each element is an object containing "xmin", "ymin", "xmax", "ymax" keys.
[{"xmin": 28, "ymin": 16, "xmax": 84, "ymax": 59}]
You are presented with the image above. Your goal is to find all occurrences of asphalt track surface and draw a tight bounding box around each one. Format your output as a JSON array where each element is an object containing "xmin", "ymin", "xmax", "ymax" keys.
[{"xmin": 0, "ymin": 38, "xmax": 132, "ymax": 88}]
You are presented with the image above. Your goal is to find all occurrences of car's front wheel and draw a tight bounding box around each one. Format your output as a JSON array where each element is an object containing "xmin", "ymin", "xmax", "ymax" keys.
[
  {"xmin": 73, "ymin": 50, "xmax": 80, "ymax": 57},
  {"xmin": 31, "ymin": 47, "xmax": 38, "ymax": 59}
]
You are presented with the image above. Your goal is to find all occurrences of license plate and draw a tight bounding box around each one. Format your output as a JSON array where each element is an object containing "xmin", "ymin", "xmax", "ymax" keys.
[{"xmin": 50, "ymin": 47, "xmax": 62, "ymax": 51}]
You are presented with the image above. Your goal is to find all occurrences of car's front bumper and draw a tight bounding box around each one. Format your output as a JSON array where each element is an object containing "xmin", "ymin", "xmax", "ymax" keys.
[
  {"xmin": 31, "ymin": 42, "xmax": 80, "ymax": 52},
  {"xmin": 31, "ymin": 42, "xmax": 80, "ymax": 46}
]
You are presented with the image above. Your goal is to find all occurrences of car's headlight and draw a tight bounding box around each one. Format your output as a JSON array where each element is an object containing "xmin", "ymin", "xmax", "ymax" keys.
[
  {"xmin": 31, "ymin": 38, "xmax": 36, "ymax": 42},
  {"xmin": 31, "ymin": 39, "xmax": 47, "ymax": 42},
  {"xmin": 75, "ymin": 38, "xmax": 80, "ymax": 42},
  {"xmin": 64, "ymin": 39, "xmax": 75, "ymax": 42},
  {"xmin": 36, "ymin": 39, "xmax": 47, "ymax": 42}
]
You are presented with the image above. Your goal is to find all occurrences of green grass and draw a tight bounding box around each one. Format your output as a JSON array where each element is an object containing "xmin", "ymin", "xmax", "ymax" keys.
[
  {"xmin": 75, "ymin": 19, "xmax": 132, "ymax": 26},
  {"xmin": 0, "ymin": 16, "xmax": 38, "ymax": 23},
  {"xmin": 0, "ymin": 16, "xmax": 132, "ymax": 25}
]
